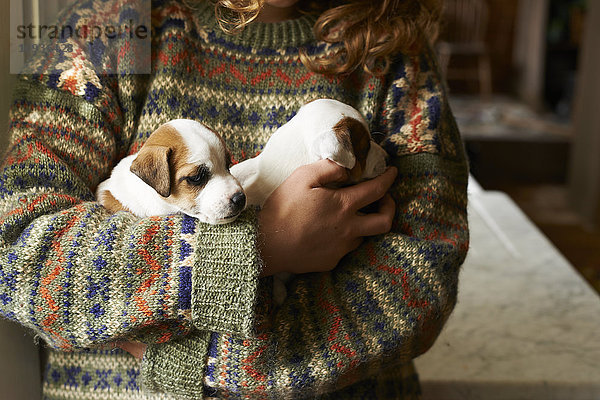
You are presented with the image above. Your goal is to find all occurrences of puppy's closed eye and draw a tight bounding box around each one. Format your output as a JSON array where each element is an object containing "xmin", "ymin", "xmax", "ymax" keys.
[{"xmin": 185, "ymin": 164, "xmax": 211, "ymax": 187}]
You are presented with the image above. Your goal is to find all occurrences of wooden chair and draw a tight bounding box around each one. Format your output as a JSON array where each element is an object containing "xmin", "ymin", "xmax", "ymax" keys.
[{"xmin": 436, "ymin": 0, "xmax": 492, "ymax": 98}]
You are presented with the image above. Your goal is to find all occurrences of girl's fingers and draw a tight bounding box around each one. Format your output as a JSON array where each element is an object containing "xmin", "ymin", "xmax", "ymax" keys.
[
  {"xmin": 352, "ymin": 194, "xmax": 396, "ymax": 237},
  {"xmin": 116, "ymin": 341, "xmax": 146, "ymax": 360},
  {"xmin": 343, "ymin": 167, "xmax": 397, "ymax": 210}
]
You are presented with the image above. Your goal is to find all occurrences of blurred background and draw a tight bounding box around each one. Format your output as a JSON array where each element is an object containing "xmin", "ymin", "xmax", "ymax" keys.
[
  {"xmin": 435, "ymin": 0, "xmax": 600, "ymax": 294},
  {"xmin": 0, "ymin": 0, "xmax": 599, "ymax": 293}
]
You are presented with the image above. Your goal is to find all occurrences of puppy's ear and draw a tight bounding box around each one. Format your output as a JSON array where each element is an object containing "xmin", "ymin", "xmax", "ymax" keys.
[
  {"xmin": 333, "ymin": 117, "xmax": 371, "ymax": 181},
  {"xmin": 130, "ymin": 145, "xmax": 172, "ymax": 197}
]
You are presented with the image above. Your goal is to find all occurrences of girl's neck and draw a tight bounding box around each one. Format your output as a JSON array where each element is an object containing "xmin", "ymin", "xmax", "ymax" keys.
[{"xmin": 256, "ymin": 4, "xmax": 300, "ymax": 22}]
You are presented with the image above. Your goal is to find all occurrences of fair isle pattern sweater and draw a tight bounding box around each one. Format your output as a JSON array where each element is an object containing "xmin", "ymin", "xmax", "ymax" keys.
[{"xmin": 0, "ymin": 0, "xmax": 469, "ymax": 398}]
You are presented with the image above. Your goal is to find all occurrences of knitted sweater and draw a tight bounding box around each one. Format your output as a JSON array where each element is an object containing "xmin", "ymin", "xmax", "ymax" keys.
[{"xmin": 0, "ymin": 0, "xmax": 469, "ymax": 398}]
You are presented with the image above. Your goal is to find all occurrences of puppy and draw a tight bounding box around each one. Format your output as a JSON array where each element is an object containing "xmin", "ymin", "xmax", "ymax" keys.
[
  {"xmin": 96, "ymin": 119, "xmax": 246, "ymax": 225},
  {"xmin": 230, "ymin": 99, "xmax": 389, "ymax": 304},
  {"xmin": 230, "ymin": 99, "xmax": 388, "ymax": 207}
]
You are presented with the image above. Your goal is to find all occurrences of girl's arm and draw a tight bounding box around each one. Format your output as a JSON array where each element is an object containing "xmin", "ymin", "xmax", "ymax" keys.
[
  {"xmin": 0, "ymin": 3, "xmax": 263, "ymax": 349},
  {"xmin": 0, "ymin": 75, "xmax": 263, "ymax": 349},
  {"xmin": 140, "ymin": 48, "xmax": 469, "ymax": 398}
]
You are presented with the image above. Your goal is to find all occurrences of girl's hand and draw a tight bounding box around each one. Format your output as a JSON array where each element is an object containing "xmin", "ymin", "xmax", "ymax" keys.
[
  {"xmin": 258, "ymin": 159, "xmax": 397, "ymax": 276},
  {"xmin": 117, "ymin": 341, "xmax": 146, "ymax": 360}
]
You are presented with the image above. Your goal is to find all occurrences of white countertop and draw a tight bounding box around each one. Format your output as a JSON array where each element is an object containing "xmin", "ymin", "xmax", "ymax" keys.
[{"xmin": 415, "ymin": 190, "xmax": 600, "ymax": 400}]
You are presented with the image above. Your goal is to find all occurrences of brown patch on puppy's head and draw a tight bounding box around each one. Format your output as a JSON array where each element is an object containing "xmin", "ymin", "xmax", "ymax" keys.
[
  {"xmin": 130, "ymin": 124, "xmax": 188, "ymax": 198},
  {"xmin": 130, "ymin": 145, "xmax": 173, "ymax": 197},
  {"xmin": 129, "ymin": 120, "xmax": 245, "ymax": 224},
  {"xmin": 332, "ymin": 117, "xmax": 372, "ymax": 181}
]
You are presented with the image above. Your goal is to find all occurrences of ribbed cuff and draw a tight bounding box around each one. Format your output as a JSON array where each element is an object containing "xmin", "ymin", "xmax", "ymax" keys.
[
  {"xmin": 141, "ymin": 331, "xmax": 211, "ymax": 399},
  {"xmin": 192, "ymin": 210, "xmax": 262, "ymax": 336}
]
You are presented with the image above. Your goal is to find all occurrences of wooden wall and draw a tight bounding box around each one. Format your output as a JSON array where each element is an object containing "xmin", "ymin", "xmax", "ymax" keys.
[
  {"xmin": 441, "ymin": 0, "xmax": 521, "ymax": 94},
  {"xmin": 568, "ymin": 0, "xmax": 600, "ymax": 230},
  {"xmin": 485, "ymin": 0, "xmax": 520, "ymax": 93}
]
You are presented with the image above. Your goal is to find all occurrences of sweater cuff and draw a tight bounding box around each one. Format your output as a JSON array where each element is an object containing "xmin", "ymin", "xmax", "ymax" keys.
[
  {"xmin": 192, "ymin": 210, "xmax": 262, "ymax": 336},
  {"xmin": 141, "ymin": 331, "xmax": 210, "ymax": 399}
]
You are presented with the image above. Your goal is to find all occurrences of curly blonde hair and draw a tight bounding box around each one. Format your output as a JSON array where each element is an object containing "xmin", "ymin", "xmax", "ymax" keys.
[{"xmin": 203, "ymin": 0, "xmax": 441, "ymax": 76}]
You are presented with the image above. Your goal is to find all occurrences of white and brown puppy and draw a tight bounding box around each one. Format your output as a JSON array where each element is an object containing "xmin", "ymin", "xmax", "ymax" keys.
[
  {"xmin": 230, "ymin": 99, "xmax": 389, "ymax": 305},
  {"xmin": 230, "ymin": 98, "xmax": 388, "ymax": 207},
  {"xmin": 96, "ymin": 119, "xmax": 246, "ymax": 224}
]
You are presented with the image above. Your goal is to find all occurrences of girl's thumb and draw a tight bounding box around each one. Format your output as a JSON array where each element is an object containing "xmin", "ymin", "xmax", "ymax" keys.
[{"xmin": 307, "ymin": 159, "xmax": 349, "ymax": 188}]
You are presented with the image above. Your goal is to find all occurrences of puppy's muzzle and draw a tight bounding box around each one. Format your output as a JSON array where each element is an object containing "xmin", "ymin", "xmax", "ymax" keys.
[{"xmin": 228, "ymin": 191, "xmax": 247, "ymax": 218}]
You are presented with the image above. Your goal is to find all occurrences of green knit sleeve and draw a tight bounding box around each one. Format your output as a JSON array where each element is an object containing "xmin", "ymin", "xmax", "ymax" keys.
[
  {"xmin": 0, "ymin": 77, "xmax": 262, "ymax": 349},
  {"xmin": 140, "ymin": 330, "xmax": 211, "ymax": 399},
  {"xmin": 191, "ymin": 211, "xmax": 262, "ymax": 335},
  {"xmin": 137, "ymin": 49, "xmax": 469, "ymax": 399},
  {"xmin": 0, "ymin": 1, "xmax": 264, "ymax": 351}
]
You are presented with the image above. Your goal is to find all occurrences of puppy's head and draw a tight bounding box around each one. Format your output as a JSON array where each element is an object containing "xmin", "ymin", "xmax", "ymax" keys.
[
  {"xmin": 332, "ymin": 117, "xmax": 388, "ymax": 182},
  {"xmin": 130, "ymin": 119, "xmax": 246, "ymax": 224}
]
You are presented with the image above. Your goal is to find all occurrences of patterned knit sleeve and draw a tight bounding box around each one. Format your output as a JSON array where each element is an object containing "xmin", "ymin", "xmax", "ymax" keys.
[
  {"xmin": 140, "ymin": 48, "xmax": 469, "ymax": 398},
  {"xmin": 0, "ymin": 2, "xmax": 262, "ymax": 351}
]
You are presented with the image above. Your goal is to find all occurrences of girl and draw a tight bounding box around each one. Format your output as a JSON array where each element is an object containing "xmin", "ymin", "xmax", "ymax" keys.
[{"xmin": 0, "ymin": 0, "xmax": 468, "ymax": 398}]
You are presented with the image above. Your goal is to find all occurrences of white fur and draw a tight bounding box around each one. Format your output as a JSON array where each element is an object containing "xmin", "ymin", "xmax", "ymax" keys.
[
  {"xmin": 96, "ymin": 154, "xmax": 181, "ymax": 216},
  {"xmin": 230, "ymin": 99, "xmax": 388, "ymax": 207},
  {"xmin": 169, "ymin": 120, "xmax": 244, "ymax": 224},
  {"xmin": 96, "ymin": 119, "xmax": 244, "ymax": 224}
]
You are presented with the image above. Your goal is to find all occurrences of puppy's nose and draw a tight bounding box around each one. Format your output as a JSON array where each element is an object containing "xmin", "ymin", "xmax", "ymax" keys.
[{"xmin": 230, "ymin": 191, "xmax": 246, "ymax": 212}]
